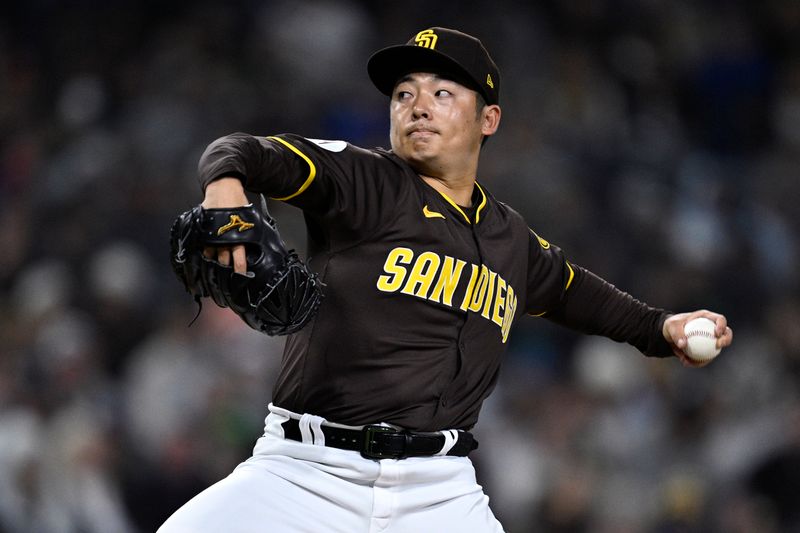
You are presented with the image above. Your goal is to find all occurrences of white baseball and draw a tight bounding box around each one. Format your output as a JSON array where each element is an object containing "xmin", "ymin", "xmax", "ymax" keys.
[{"xmin": 683, "ymin": 317, "xmax": 721, "ymax": 362}]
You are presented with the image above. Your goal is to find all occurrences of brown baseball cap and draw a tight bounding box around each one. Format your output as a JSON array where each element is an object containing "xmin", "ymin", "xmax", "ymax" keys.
[{"xmin": 368, "ymin": 27, "xmax": 500, "ymax": 106}]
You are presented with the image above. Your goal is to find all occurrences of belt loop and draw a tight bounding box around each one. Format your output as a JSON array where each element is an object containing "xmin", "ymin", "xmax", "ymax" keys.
[
  {"xmin": 299, "ymin": 413, "xmax": 327, "ymax": 446},
  {"xmin": 298, "ymin": 414, "xmax": 314, "ymax": 444},
  {"xmin": 310, "ymin": 416, "xmax": 325, "ymax": 446},
  {"xmin": 435, "ymin": 430, "xmax": 458, "ymax": 456}
]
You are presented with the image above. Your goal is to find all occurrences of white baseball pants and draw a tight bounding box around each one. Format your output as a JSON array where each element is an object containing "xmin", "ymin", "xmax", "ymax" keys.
[{"xmin": 158, "ymin": 404, "xmax": 504, "ymax": 532}]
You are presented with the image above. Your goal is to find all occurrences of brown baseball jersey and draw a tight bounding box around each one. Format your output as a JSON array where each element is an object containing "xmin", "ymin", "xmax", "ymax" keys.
[{"xmin": 198, "ymin": 133, "xmax": 674, "ymax": 432}]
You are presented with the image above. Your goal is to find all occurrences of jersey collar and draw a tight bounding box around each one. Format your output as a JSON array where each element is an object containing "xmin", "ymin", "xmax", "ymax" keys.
[{"xmin": 434, "ymin": 182, "xmax": 488, "ymax": 225}]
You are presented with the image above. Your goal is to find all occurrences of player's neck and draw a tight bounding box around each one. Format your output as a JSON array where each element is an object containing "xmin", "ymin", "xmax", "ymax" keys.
[
  {"xmin": 420, "ymin": 174, "xmax": 475, "ymax": 207},
  {"xmin": 413, "ymin": 150, "xmax": 481, "ymax": 206}
]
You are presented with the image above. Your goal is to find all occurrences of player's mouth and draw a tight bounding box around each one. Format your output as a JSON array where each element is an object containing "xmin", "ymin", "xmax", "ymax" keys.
[{"xmin": 407, "ymin": 126, "xmax": 438, "ymax": 139}]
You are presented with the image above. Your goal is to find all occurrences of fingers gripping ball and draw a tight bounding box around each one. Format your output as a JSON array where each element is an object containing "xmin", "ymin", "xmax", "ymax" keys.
[
  {"xmin": 683, "ymin": 317, "xmax": 721, "ymax": 363},
  {"xmin": 170, "ymin": 198, "xmax": 323, "ymax": 335}
]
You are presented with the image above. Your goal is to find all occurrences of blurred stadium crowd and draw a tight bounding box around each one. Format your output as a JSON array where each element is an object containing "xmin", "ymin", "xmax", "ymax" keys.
[{"xmin": 1, "ymin": 1, "xmax": 799, "ymax": 531}]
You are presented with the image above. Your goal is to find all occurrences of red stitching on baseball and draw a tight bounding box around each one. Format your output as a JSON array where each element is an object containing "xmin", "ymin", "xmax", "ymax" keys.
[{"xmin": 686, "ymin": 330, "xmax": 715, "ymax": 339}]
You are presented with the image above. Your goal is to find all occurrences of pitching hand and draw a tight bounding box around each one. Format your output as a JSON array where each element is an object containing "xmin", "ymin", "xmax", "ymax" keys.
[{"xmin": 662, "ymin": 310, "xmax": 733, "ymax": 367}]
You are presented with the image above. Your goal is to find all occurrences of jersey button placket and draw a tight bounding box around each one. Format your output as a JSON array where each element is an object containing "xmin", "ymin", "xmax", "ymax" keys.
[{"xmin": 441, "ymin": 338, "xmax": 467, "ymax": 408}]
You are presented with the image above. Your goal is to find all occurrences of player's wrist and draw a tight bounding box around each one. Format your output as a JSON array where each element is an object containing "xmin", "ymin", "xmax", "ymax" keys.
[{"xmin": 203, "ymin": 177, "xmax": 248, "ymax": 208}]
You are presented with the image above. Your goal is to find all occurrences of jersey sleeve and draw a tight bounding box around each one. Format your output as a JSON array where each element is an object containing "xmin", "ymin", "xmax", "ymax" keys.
[
  {"xmin": 197, "ymin": 132, "xmax": 404, "ymax": 235},
  {"xmin": 524, "ymin": 230, "xmax": 577, "ymax": 316},
  {"xmin": 526, "ymin": 229, "xmax": 674, "ymax": 358}
]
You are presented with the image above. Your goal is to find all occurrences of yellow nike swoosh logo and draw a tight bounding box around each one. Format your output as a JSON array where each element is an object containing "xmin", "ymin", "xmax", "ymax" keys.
[{"xmin": 423, "ymin": 205, "xmax": 445, "ymax": 219}]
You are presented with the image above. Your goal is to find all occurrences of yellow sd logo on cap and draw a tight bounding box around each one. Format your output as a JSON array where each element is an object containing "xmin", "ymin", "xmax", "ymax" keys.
[{"xmin": 415, "ymin": 29, "xmax": 438, "ymax": 49}]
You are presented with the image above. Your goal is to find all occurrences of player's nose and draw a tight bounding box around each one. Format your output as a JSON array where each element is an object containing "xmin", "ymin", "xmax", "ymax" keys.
[
  {"xmin": 411, "ymin": 94, "xmax": 432, "ymax": 119},
  {"xmin": 412, "ymin": 105, "xmax": 430, "ymax": 120}
]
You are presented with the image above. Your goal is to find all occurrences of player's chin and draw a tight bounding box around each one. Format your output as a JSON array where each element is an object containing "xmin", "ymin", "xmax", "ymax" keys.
[
  {"xmin": 405, "ymin": 143, "xmax": 438, "ymax": 162},
  {"xmin": 403, "ymin": 131, "xmax": 438, "ymax": 147},
  {"xmin": 400, "ymin": 147, "xmax": 436, "ymax": 168}
]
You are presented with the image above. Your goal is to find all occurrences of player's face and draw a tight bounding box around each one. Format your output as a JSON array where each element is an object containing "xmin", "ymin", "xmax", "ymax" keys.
[{"xmin": 389, "ymin": 73, "xmax": 498, "ymax": 177}]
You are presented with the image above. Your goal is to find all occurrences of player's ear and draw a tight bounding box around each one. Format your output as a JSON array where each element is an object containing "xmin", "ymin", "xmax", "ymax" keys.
[{"xmin": 480, "ymin": 105, "xmax": 501, "ymax": 137}]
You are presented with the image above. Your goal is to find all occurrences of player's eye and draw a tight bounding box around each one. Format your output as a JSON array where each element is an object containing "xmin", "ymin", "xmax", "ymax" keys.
[
  {"xmin": 435, "ymin": 89, "xmax": 452, "ymax": 97},
  {"xmin": 396, "ymin": 89, "xmax": 413, "ymax": 100}
]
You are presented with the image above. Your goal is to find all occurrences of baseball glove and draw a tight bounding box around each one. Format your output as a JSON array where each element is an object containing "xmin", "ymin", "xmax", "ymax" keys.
[{"xmin": 170, "ymin": 197, "xmax": 323, "ymax": 336}]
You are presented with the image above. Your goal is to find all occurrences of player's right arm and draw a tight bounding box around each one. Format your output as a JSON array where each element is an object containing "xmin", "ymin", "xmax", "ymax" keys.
[
  {"xmin": 196, "ymin": 132, "xmax": 401, "ymax": 272},
  {"xmin": 524, "ymin": 229, "xmax": 674, "ymax": 358},
  {"xmin": 198, "ymin": 133, "xmax": 287, "ymax": 273},
  {"xmin": 523, "ymin": 230, "xmax": 733, "ymax": 361}
]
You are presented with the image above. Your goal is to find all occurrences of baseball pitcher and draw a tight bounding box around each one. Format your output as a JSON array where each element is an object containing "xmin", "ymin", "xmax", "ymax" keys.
[{"xmin": 162, "ymin": 27, "xmax": 733, "ymax": 532}]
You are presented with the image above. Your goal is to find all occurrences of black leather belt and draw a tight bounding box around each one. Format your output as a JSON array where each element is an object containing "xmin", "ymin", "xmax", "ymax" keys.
[{"xmin": 280, "ymin": 419, "xmax": 478, "ymax": 460}]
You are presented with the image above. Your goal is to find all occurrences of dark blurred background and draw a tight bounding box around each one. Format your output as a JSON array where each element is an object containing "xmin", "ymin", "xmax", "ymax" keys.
[{"xmin": 1, "ymin": 1, "xmax": 798, "ymax": 531}]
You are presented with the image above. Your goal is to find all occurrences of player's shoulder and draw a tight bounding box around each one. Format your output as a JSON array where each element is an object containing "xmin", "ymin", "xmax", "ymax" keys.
[
  {"xmin": 478, "ymin": 184, "xmax": 528, "ymax": 226},
  {"xmin": 272, "ymin": 134, "xmax": 406, "ymax": 171},
  {"xmin": 270, "ymin": 134, "xmax": 381, "ymax": 157},
  {"xmin": 479, "ymin": 187, "xmax": 561, "ymax": 253}
]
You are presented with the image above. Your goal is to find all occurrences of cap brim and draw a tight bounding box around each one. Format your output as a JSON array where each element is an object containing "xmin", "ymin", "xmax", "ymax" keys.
[{"xmin": 367, "ymin": 45, "xmax": 479, "ymax": 98}]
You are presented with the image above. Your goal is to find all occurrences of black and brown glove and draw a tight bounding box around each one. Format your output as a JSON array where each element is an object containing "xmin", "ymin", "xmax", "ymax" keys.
[{"xmin": 170, "ymin": 197, "xmax": 323, "ymax": 335}]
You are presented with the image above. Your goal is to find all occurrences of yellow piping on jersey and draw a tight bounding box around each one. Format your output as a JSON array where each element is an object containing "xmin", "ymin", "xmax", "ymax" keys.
[
  {"xmin": 433, "ymin": 183, "xmax": 488, "ymax": 224},
  {"xmin": 474, "ymin": 183, "xmax": 488, "ymax": 223},
  {"xmin": 529, "ymin": 262, "xmax": 575, "ymax": 318},
  {"xmin": 565, "ymin": 262, "xmax": 575, "ymax": 291},
  {"xmin": 267, "ymin": 136, "xmax": 317, "ymax": 201},
  {"xmin": 435, "ymin": 191, "xmax": 470, "ymax": 224}
]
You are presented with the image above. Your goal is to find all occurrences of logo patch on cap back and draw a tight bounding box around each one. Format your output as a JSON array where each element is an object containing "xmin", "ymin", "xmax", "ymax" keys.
[
  {"xmin": 414, "ymin": 29, "xmax": 438, "ymax": 49},
  {"xmin": 486, "ymin": 74, "xmax": 494, "ymax": 89}
]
